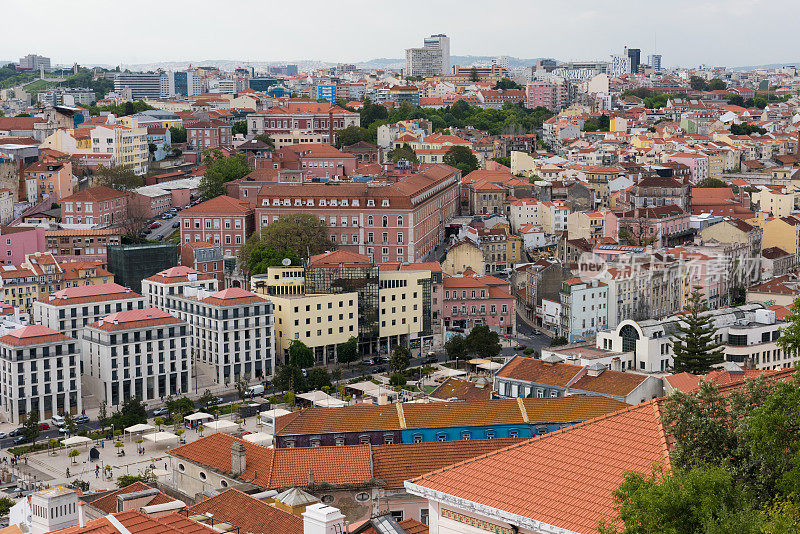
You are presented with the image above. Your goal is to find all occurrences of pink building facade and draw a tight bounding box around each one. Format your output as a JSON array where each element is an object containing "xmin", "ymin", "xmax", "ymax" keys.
[
  {"xmin": 180, "ymin": 195, "xmax": 255, "ymax": 258},
  {"xmin": 617, "ymin": 205, "xmax": 692, "ymax": 248},
  {"xmin": 0, "ymin": 227, "xmax": 47, "ymax": 265},
  {"xmin": 443, "ymin": 272, "xmax": 515, "ymax": 336},
  {"xmin": 663, "ymin": 153, "xmax": 709, "ymax": 183},
  {"xmin": 60, "ymin": 186, "xmax": 129, "ymax": 225},
  {"xmin": 254, "ymin": 165, "xmax": 460, "ymax": 263},
  {"xmin": 525, "ymin": 80, "xmax": 570, "ymax": 111}
]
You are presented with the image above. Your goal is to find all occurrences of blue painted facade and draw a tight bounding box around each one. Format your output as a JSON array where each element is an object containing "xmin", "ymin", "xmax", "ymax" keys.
[
  {"xmin": 147, "ymin": 129, "xmax": 172, "ymax": 161},
  {"xmin": 401, "ymin": 421, "xmax": 577, "ymax": 443},
  {"xmin": 317, "ymin": 84, "xmax": 337, "ymax": 102}
]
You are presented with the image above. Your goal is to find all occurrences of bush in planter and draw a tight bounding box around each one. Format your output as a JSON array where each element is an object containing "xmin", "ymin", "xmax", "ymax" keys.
[
  {"xmin": 523, "ymin": 348, "xmax": 535, "ymax": 355},
  {"xmin": 389, "ymin": 374, "xmax": 407, "ymax": 387}
]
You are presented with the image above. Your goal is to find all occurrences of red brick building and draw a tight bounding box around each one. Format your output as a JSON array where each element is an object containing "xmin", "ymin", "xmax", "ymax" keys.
[
  {"xmin": 179, "ymin": 196, "xmax": 254, "ymax": 258},
  {"xmin": 185, "ymin": 119, "xmax": 233, "ymax": 151},
  {"xmin": 247, "ymin": 100, "xmax": 360, "ymax": 143},
  {"xmin": 60, "ymin": 186, "xmax": 130, "ymax": 225}
]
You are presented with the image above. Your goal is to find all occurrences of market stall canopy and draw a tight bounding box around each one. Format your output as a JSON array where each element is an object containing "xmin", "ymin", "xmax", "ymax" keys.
[
  {"xmin": 142, "ymin": 431, "xmax": 178, "ymax": 443},
  {"xmin": 184, "ymin": 412, "xmax": 214, "ymax": 421},
  {"xmin": 61, "ymin": 436, "xmax": 92, "ymax": 447},
  {"xmin": 124, "ymin": 423, "xmax": 155, "ymax": 433}
]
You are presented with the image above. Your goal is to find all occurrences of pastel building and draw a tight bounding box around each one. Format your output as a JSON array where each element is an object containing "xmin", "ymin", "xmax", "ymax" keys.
[
  {"xmin": 442, "ymin": 271, "xmax": 515, "ymax": 336},
  {"xmin": 560, "ymin": 278, "xmax": 608, "ymax": 343},
  {"xmin": 180, "ymin": 195, "xmax": 255, "ymax": 258}
]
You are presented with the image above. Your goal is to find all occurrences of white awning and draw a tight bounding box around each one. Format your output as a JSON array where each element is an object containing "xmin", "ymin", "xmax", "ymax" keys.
[
  {"xmin": 184, "ymin": 412, "xmax": 214, "ymax": 421},
  {"xmin": 477, "ymin": 361, "xmax": 503, "ymax": 371},
  {"xmin": 61, "ymin": 436, "xmax": 93, "ymax": 447},
  {"xmin": 142, "ymin": 431, "xmax": 178, "ymax": 443},
  {"xmin": 259, "ymin": 408, "xmax": 291, "ymax": 422},
  {"xmin": 242, "ymin": 432, "xmax": 273, "ymax": 445},
  {"xmin": 124, "ymin": 423, "xmax": 155, "ymax": 433},
  {"xmin": 203, "ymin": 420, "xmax": 238, "ymax": 431}
]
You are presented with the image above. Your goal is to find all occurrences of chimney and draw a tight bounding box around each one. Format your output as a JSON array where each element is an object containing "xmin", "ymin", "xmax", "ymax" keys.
[
  {"xmin": 78, "ymin": 502, "xmax": 86, "ymax": 527},
  {"xmin": 328, "ymin": 109, "xmax": 334, "ymax": 146},
  {"xmin": 302, "ymin": 503, "xmax": 345, "ymax": 534},
  {"xmin": 231, "ymin": 442, "xmax": 246, "ymax": 476},
  {"xmin": 308, "ymin": 469, "xmax": 314, "ymax": 486}
]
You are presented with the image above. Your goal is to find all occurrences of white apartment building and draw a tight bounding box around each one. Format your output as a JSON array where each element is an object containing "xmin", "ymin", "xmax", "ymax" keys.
[
  {"xmin": 156, "ymin": 287, "xmax": 274, "ymax": 386},
  {"xmin": 0, "ymin": 325, "xmax": 80, "ymax": 425},
  {"xmin": 559, "ymin": 278, "xmax": 608, "ymax": 343},
  {"xmin": 89, "ymin": 125, "xmax": 149, "ymax": 175},
  {"xmin": 32, "ymin": 283, "xmax": 147, "ymax": 341},
  {"xmin": 508, "ymin": 199, "xmax": 542, "ymax": 233},
  {"xmin": 82, "ymin": 308, "xmax": 190, "ymax": 407},
  {"xmin": 406, "ymin": 34, "xmax": 450, "ymax": 77},
  {"xmin": 597, "ymin": 304, "xmax": 791, "ymax": 373},
  {"xmin": 141, "ymin": 266, "xmax": 219, "ymax": 309},
  {"xmin": 114, "ymin": 73, "xmax": 168, "ymax": 100},
  {"xmin": 541, "ymin": 201, "xmax": 570, "ymax": 234}
]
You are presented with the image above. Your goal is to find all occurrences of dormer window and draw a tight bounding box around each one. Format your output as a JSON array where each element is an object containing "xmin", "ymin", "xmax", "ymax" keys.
[
  {"xmin": 319, "ymin": 199, "xmax": 327, "ymax": 206},
  {"xmin": 307, "ymin": 199, "xmax": 314, "ymax": 206},
  {"xmin": 367, "ymin": 200, "xmax": 375, "ymax": 207},
  {"xmin": 382, "ymin": 200, "xmax": 390, "ymax": 207}
]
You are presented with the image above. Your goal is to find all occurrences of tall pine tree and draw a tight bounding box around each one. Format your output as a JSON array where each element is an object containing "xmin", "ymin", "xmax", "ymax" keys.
[{"xmin": 670, "ymin": 288, "xmax": 724, "ymax": 374}]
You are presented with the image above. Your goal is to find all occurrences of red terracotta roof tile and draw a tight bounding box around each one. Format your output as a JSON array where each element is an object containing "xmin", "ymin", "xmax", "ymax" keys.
[{"xmin": 188, "ymin": 488, "xmax": 302, "ymax": 534}]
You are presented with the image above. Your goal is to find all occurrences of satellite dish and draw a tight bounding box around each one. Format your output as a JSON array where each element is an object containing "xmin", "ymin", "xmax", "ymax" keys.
[{"xmin": 282, "ymin": 258, "xmax": 291, "ymax": 266}]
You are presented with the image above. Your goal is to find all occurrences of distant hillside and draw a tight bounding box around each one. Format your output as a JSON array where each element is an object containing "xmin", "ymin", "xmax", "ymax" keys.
[{"xmin": 729, "ymin": 62, "xmax": 800, "ymax": 71}]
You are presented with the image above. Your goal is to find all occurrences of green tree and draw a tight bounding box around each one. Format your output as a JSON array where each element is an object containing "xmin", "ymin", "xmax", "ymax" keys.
[
  {"xmin": 465, "ymin": 325, "xmax": 501, "ymax": 359},
  {"xmin": 690, "ymin": 76, "xmax": 709, "ymax": 91},
  {"xmin": 198, "ymin": 151, "xmax": 251, "ymax": 200},
  {"xmin": 388, "ymin": 143, "xmax": 418, "ymax": 165},
  {"xmin": 289, "ymin": 339, "xmax": 315, "ymax": 369},
  {"xmin": 444, "ymin": 334, "xmax": 468, "ymax": 366},
  {"xmin": 242, "ymin": 243, "xmax": 300, "ymax": 276},
  {"xmin": 68, "ymin": 449, "xmax": 80, "ymax": 464},
  {"xmin": 98, "ymin": 400, "xmax": 108, "ymax": 431},
  {"xmin": 336, "ymin": 125, "xmax": 370, "ymax": 148},
  {"xmin": 116, "ymin": 470, "xmax": 157, "ymax": 488},
  {"xmin": 670, "ymin": 288, "xmax": 724, "ymax": 374},
  {"xmin": 469, "ymin": 67, "xmax": 479, "ymax": 82},
  {"xmin": 253, "ymin": 133, "xmax": 275, "ymax": 150},
  {"xmin": 109, "ymin": 397, "xmax": 148, "ymax": 429},
  {"xmin": 696, "ymin": 177, "xmax": 729, "ymax": 188},
  {"xmin": 337, "ymin": 336, "xmax": 359, "ymax": 366},
  {"xmin": 493, "ymin": 78, "xmax": 523, "ymax": 90},
  {"xmin": 708, "ymin": 78, "xmax": 726, "ymax": 91},
  {"xmin": 550, "ymin": 335, "xmax": 568, "ymax": 347},
  {"xmin": 95, "ymin": 165, "xmax": 143, "ymax": 191},
  {"xmin": 0, "ymin": 496, "xmax": 14, "ymax": 516},
  {"xmin": 256, "ymin": 213, "xmax": 334, "ymax": 261},
  {"xmin": 62, "ymin": 412, "xmax": 76, "ymax": 435},
  {"xmin": 306, "ymin": 368, "xmax": 332, "ymax": 390},
  {"xmin": 598, "ymin": 466, "xmax": 763, "ymax": 534},
  {"xmin": 232, "ymin": 120, "xmax": 248, "ymax": 135},
  {"xmin": 492, "ymin": 156, "xmax": 511, "ymax": 167},
  {"xmin": 360, "ymin": 98, "xmax": 389, "ymax": 128},
  {"xmin": 754, "ymin": 96, "xmax": 768, "ymax": 109},
  {"xmin": 443, "ymin": 145, "xmax": 480, "ymax": 175},
  {"xmin": 727, "ymin": 94, "xmax": 745, "ymax": 107},
  {"xmin": 389, "ymin": 346, "xmax": 411, "ymax": 374},
  {"xmin": 22, "ymin": 411, "xmax": 41, "ymax": 444},
  {"xmin": 235, "ymin": 373, "xmax": 252, "ymax": 401},
  {"xmin": 197, "ymin": 390, "xmax": 217, "ymax": 410},
  {"xmin": 274, "ymin": 364, "xmax": 306, "ymax": 393},
  {"xmin": 169, "ymin": 126, "xmax": 187, "ymax": 143},
  {"xmin": 164, "ymin": 396, "xmax": 195, "ymax": 416}
]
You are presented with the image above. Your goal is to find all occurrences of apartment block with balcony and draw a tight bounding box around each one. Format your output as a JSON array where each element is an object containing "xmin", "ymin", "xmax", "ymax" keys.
[
  {"xmin": 32, "ymin": 283, "xmax": 147, "ymax": 341},
  {"xmin": 82, "ymin": 308, "xmax": 191, "ymax": 407},
  {"xmin": 141, "ymin": 266, "xmax": 219, "ymax": 310},
  {"xmin": 0, "ymin": 325, "xmax": 81, "ymax": 424},
  {"xmin": 443, "ymin": 271, "xmax": 515, "ymax": 336},
  {"xmin": 560, "ymin": 278, "xmax": 608, "ymax": 343}
]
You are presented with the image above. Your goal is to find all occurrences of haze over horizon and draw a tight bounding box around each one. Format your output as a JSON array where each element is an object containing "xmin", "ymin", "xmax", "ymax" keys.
[{"xmin": 4, "ymin": 0, "xmax": 800, "ymax": 69}]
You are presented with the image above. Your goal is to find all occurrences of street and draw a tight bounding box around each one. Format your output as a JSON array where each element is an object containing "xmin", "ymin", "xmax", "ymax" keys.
[{"xmin": 143, "ymin": 215, "xmax": 180, "ymax": 241}]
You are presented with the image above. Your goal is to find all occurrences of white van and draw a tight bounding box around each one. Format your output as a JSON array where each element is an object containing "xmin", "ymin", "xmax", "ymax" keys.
[
  {"xmin": 51, "ymin": 415, "xmax": 65, "ymax": 427},
  {"xmin": 246, "ymin": 384, "xmax": 265, "ymax": 396}
]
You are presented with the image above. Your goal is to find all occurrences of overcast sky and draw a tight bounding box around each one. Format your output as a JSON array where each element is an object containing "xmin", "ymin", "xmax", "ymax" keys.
[{"xmin": 4, "ymin": 0, "xmax": 798, "ymax": 68}]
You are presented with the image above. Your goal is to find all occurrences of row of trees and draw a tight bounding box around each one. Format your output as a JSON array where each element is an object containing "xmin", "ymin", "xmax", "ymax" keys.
[{"xmin": 443, "ymin": 325, "xmax": 502, "ymax": 366}]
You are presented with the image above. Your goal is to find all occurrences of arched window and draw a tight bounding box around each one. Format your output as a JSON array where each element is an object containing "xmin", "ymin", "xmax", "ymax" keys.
[{"xmin": 382, "ymin": 216, "xmax": 388, "ymax": 227}]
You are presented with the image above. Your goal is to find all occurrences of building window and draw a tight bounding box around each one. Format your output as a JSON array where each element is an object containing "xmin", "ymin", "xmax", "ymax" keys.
[{"xmin": 355, "ymin": 492, "xmax": 370, "ymax": 503}]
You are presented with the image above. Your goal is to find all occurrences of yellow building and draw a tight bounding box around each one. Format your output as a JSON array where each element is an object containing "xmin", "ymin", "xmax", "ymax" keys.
[
  {"xmin": 750, "ymin": 189, "xmax": 798, "ymax": 218},
  {"xmin": 251, "ymin": 267, "xmax": 358, "ymax": 365},
  {"xmin": 631, "ymin": 135, "xmax": 655, "ymax": 150},
  {"xmin": 378, "ymin": 268, "xmax": 427, "ymax": 350},
  {"xmin": 442, "ymin": 241, "xmax": 485, "ymax": 275},
  {"xmin": 748, "ymin": 215, "xmax": 800, "ymax": 265}
]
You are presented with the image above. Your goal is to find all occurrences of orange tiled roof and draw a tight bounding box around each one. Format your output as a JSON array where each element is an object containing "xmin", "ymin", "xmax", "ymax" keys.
[
  {"xmin": 181, "ymin": 195, "xmax": 253, "ymax": 216},
  {"xmin": 188, "ymin": 488, "xmax": 302, "ymax": 534},
  {"xmin": 407, "ymin": 401, "xmax": 671, "ymax": 534},
  {"xmin": 61, "ymin": 186, "xmax": 128, "ymax": 203},
  {"xmin": 0, "ymin": 325, "xmax": 70, "ymax": 347},
  {"xmin": 86, "ymin": 481, "xmax": 175, "ymax": 515},
  {"xmin": 170, "ymin": 433, "xmax": 372, "ymax": 487},
  {"xmin": 371, "ymin": 438, "xmax": 521, "ymax": 488},
  {"xmin": 429, "ymin": 378, "xmax": 493, "ymax": 402}
]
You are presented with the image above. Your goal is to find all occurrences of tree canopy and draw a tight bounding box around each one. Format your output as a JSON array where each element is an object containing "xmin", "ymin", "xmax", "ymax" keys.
[
  {"xmin": 389, "ymin": 346, "xmax": 411, "ymax": 374},
  {"xmin": 337, "ymin": 336, "xmax": 359, "ymax": 365},
  {"xmin": 232, "ymin": 120, "xmax": 247, "ymax": 135},
  {"xmin": 493, "ymin": 78, "xmax": 523, "ymax": 90},
  {"xmin": 443, "ymin": 145, "xmax": 480, "ymax": 175},
  {"xmin": 465, "ymin": 325, "xmax": 502, "ymax": 359},
  {"xmin": 255, "ymin": 213, "xmax": 335, "ymax": 261},
  {"xmin": 198, "ymin": 151, "xmax": 251, "ymax": 201},
  {"xmin": 95, "ymin": 165, "xmax": 143, "ymax": 191},
  {"xmin": 245, "ymin": 244, "xmax": 301, "ymax": 276},
  {"xmin": 169, "ymin": 126, "xmax": 187, "ymax": 144},
  {"xmin": 388, "ymin": 143, "xmax": 418, "ymax": 165},
  {"xmin": 288, "ymin": 340, "xmax": 315, "ymax": 369},
  {"xmin": 109, "ymin": 396, "xmax": 148, "ymax": 429},
  {"xmin": 336, "ymin": 125, "xmax": 371, "ymax": 148},
  {"xmin": 445, "ymin": 334, "xmax": 468, "ymax": 364}
]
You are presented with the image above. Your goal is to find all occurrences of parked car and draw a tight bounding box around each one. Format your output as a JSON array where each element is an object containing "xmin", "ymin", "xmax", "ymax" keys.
[
  {"xmin": 59, "ymin": 426, "xmax": 71, "ymax": 434},
  {"xmin": 155, "ymin": 235, "xmax": 164, "ymax": 241},
  {"xmin": 513, "ymin": 343, "xmax": 526, "ymax": 350},
  {"xmin": 38, "ymin": 422, "xmax": 50, "ymax": 430},
  {"xmin": 152, "ymin": 407, "xmax": 170, "ymax": 417},
  {"xmin": 0, "ymin": 432, "xmax": 7, "ymax": 439},
  {"xmin": 74, "ymin": 415, "xmax": 90, "ymax": 424},
  {"xmin": 13, "ymin": 436, "xmax": 28, "ymax": 445},
  {"xmin": 148, "ymin": 223, "xmax": 160, "ymax": 229},
  {"xmin": 206, "ymin": 397, "xmax": 224, "ymax": 406},
  {"xmin": 423, "ymin": 356, "xmax": 438, "ymax": 364},
  {"xmin": 371, "ymin": 365, "xmax": 387, "ymax": 373},
  {"xmin": 51, "ymin": 414, "xmax": 65, "ymax": 427},
  {"xmin": 171, "ymin": 221, "xmax": 180, "ymax": 228},
  {"xmin": 532, "ymin": 330, "xmax": 541, "ymax": 336},
  {"xmin": 9, "ymin": 428, "xmax": 22, "ymax": 437},
  {"xmin": 374, "ymin": 355, "xmax": 389, "ymax": 364}
]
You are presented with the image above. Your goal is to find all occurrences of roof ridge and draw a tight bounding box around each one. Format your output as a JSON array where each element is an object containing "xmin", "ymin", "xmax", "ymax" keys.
[
  {"xmin": 410, "ymin": 400, "xmax": 662, "ymax": 483},
  {"xmin": 516, "ymin": 397, "xmax": 529, "ymax": 423}
]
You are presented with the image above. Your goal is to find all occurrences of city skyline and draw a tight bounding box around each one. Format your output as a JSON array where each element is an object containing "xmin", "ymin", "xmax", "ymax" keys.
[{"xmin": 4, "ymin": 0, "xmax": 800, "ymax": 69}]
